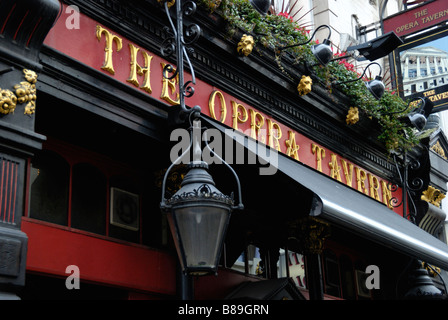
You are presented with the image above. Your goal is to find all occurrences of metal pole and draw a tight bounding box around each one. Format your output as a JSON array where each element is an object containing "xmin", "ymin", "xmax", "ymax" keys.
[
  {"xmin": 403, "ymin": 152, "xmax": 408, "ymax": 219},
  {"xmin": 176, "ymin": 0, "xmax": 185, "ymax": 111}
]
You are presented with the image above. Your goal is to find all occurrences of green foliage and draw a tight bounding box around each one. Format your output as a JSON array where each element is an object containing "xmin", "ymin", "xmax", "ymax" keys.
[
  {"xmin": 318, "ymin": 57, "xmax": 421, "ymax": 151},
  {"xmin": 197, "ymin": 0, "xmax": 424, "ymax": 153}
]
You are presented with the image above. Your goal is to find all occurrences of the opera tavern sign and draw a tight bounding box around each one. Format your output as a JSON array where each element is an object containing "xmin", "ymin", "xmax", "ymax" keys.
[{"xmin": 44, "ymin": 7, "xmax": 402, "ymax": 214}]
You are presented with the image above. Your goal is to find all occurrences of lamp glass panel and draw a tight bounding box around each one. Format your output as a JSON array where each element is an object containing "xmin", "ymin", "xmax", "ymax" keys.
[{"xmin": 174, "ymin": 205, "xmax": 230, "ymax": 271}]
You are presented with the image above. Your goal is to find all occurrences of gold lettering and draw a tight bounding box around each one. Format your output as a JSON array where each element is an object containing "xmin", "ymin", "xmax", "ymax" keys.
[
  {"xmin": 355, "ymin": 167, "xmax": 368, "ymax": 195},
  {"xmin": 368, "ymin": 174, "xmax": 380, "ymax": 201},
  {"xmin": 395, "ymin": 21, "xmax": 419, "ymax": 34},
  {"xmin": 328, "ymin": 154, "xmax": 342, "ymax": 182},
  {"xmin": 423, "ymin": 90, "xmax": 435, "ymax": 97},
  {"xmin": 381, "ymin": 181, "xmax": 393, "ymax": 209},
  {"xmin": 267, "ymin": 119, "xmax": 282, "ymax": 151},
  {"xmin": 249, "ymin": 109, "xmax": 265, "ymax": 143},
  {"xmin": 231, "ymin": 101, "xmax": 248, "ymax": 131},
  {"xmin": 285, "ymin": 131, "xmax": 300, "ymax": 161},
  {"xmin": 422, "ymin": 10, "xmax": 448, "ymax": 24},
  {"xmin": 96, "ymin": 25, "xmax": 123, "ymax": 75},
  {"xmin": 340, "ymin": 159, "xmax": 354, "ymax": 187},
  {"xmin": 209, "ymin": 90, "xmax": 227, "ymax": 123},
  {"xmin": 311, "ymin": 144, "xmax": 326, "ymax": 172},
  {"xmin": 414, "ymin": 8, "xmax": 427, "ymax": 18},
  {"xmin": 430, "ymin": 91, "xmax": 448, "ymax": 102},
  {"xmin": 127, "ymin": 44, "xmax": 153, "ymax": 93},
  {"xmin": 160, "ymin": 63, "xmax": 179, "ymax": 105}
]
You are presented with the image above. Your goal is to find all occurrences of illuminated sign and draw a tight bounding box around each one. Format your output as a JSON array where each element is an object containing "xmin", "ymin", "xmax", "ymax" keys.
[
  {"xmin": 392, "ymin": 26, "xmax": 448, "ymax": 112},
  {"xmin": 383, "ymin": 0, "xmax": 448, "ymax": 37},
  {"xmin": 43, "ymin": 5, "xmax": 402, "ymax": 213}
]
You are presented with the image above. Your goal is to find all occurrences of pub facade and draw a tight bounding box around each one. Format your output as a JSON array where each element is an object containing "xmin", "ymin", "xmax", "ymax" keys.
[{"xmin": 0, "ymin": 0, "xmax": 447, "ymax": 300}]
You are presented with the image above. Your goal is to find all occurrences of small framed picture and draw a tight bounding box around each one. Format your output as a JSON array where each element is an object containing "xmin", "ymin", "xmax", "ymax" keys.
[{"xmin": 110, "ymin": 187, "xmax": 139, "ymax": 231}]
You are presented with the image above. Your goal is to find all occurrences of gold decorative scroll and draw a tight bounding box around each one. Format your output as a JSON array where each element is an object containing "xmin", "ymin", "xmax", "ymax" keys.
[{"xmin": 421, "ymin": 185, "xmax": 446, "ymax": 208}]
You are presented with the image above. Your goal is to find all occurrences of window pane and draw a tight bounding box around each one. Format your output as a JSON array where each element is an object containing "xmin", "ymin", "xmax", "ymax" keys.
[
  {"xmin": 323, "ymin": 250, "xmax": 341, "ymax": 297},
  {"xmin": 340, "ymin": 255, "xmax": 356, "ymax": 299},
  {"xmin": 71, "ymin": 163, "xmax": 107, "ymax": 234},
  {"xmin": 230, "ymin": 245, "xmax": 262, "ymax": 276},
  {"xmin": 30, "ymin": 150, "xmax": 69, "ymax": 225}
]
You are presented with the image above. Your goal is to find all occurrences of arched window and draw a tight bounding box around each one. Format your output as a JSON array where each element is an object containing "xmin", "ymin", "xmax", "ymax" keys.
[
  {"xmin": 30, "ymin": 150, "xmax": 69, "ymax": 225},
  {"xmin": 71, "ymin": 163, "xmax": 107, "ymax": 235}
]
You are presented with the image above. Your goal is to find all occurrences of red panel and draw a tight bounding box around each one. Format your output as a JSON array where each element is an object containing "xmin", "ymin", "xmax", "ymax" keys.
[
  {"xmin": 383, "ymin": 0, "xmax": 448, "ymax": 37},
  {"xmin": 21, "ymin": 218, "xmax": 177, "ymax": 296},
  {"xmin": 43, "ymin": 4, "xmax": 404, "ymax": 215}
]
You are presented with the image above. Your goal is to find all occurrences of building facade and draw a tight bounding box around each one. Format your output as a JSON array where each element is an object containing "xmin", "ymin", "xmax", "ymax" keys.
[
  {"xmin": 400, "ymin": 46, "xmax": 448, "ymax": 96},
  {"xmin": 0, "ymin": 0, "xmax": 447, "ymax": 301}
]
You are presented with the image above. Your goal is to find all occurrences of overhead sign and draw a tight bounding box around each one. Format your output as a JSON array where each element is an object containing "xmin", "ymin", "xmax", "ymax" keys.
[
  {"xmin": 383, "ymin": 0, "xmax": 448, "ymax": 37},
  {"xmin": 43, "ymin": 4, "xmax": 403, "ymax": 214},
  {"xmin": 392, "ymin": 26, "xmax": 448, "ymax": 112}
]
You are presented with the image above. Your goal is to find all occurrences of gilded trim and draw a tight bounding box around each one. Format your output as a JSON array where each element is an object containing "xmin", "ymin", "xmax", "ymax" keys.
[
  {"xmin": 0, "ymin": 69, "xmax": 37, "ymax": 115},
  {"xmin": 431, "ymin": 141, "xmax": 447, "ymax": 160},
  {"xmin": 237, "ymin": 34, "xmax": 254, "ymax": 57},
  {"xmin": 421, "ymin": 185, "xmax": 446, "ymax": 208}
]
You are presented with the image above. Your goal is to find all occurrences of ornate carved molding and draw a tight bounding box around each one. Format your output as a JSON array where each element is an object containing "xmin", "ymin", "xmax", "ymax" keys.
[
  {"xmin": 0, "ymin": 69, "xmax": 37, "ymax": 115},
  {"xmin": 421, "ymin": 185, "xmax": 446, "ymax": 208},
  {"xmin": 431, "ymin": 141, "xmax": 447, "ymax": 160},
  {"xmin": 0, "ymin": 0, "xmax": 60, "ymax": 65},
  {"xmin": 289, "ymin": 217, "xmax": 331, "ymax": 255}
]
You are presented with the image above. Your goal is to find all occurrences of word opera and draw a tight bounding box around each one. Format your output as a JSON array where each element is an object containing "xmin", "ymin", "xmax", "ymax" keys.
[{"xmin": 43, "ymin": 9, "xmax": 401, "ymax": 214}]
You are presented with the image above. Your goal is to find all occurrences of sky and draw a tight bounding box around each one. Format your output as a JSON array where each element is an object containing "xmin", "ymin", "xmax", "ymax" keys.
[{"xmin": 416, "ymin": 36, "xmax": 448, "ymax": 53}]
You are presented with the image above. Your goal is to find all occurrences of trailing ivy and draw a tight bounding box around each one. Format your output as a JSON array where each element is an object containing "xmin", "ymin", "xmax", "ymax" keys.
[{"xmin": 197, "ymin": 0, "xmax": 424, "ymax": 153}]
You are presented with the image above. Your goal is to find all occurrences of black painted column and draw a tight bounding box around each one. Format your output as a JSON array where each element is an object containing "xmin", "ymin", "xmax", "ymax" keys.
[
  {"xmin": 0, "ymin": 0, "xmax": 60, "ymax": 299},
  {"xmin": 305, "ymin": 253, "xmax": 324, "ymax": 300}
]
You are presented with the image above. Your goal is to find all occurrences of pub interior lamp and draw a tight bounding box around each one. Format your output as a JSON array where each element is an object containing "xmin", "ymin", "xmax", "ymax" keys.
[
  {"xmin": 160, "ymin": 114, "xmax": 244, "ymax": 276},
  {"xmin": 333, "ymin": 62, "xmax": 385, "ymax": 100},
  {"xmin": 281, "ymin": 25, "xmax": 333, "ymax": 66}
]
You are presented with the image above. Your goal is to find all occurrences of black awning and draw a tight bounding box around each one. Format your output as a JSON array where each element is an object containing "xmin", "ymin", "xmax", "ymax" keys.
[
  {"xmin": 203, "ymin": 117, "xmax": 448, "ymax": 270},
  {"xmin": 225, "ymin": 278, "xmax": 306, "ymax": 300}
]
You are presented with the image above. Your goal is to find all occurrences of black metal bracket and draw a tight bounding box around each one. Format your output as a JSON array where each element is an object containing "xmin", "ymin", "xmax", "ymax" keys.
[{"xmin": 159, "ymin": 0, "xmax": 202, "ymax": 123}]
